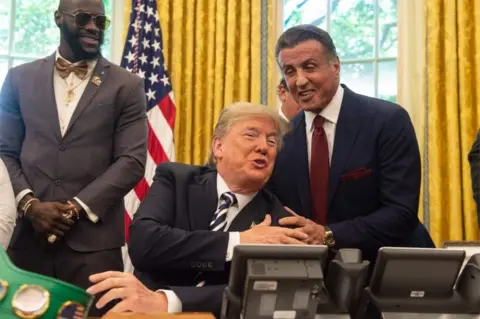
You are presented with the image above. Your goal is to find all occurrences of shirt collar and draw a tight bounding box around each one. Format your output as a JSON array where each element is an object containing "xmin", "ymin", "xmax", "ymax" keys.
[
  {"xmin": 278, "ymin": 108, "xmax": 289, "ymax": 122},
  {"xmin": 216, "ymin": 173, "xmax": 256, "ymax": 211},
  {"xmin": 305, "ymin": 84, "xmax": 344, "ymax": 132},
  {"xmin": 55, "ymin": 49, "xmax": 98, "ymax": 73}
]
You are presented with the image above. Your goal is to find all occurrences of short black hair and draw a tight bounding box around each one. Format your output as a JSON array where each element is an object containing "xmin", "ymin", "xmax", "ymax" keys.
[{"xmin": 275, "ymin": 24, "xmax": 337, "ymax": 61}]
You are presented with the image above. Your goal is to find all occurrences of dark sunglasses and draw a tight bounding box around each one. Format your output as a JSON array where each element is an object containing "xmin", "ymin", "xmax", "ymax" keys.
[{"xmin": 60, "ymin": 11, "xmax": 111, "ymax": 31}]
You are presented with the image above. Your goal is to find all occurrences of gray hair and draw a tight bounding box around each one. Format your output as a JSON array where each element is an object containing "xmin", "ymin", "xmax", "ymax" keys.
[
  {"xmin": 207, "ymin": 102, "xmax": 290, "ymax": 166},
  {"xmin": 275, "ymin": 24, "xmax": 337, "ymax": 63}
]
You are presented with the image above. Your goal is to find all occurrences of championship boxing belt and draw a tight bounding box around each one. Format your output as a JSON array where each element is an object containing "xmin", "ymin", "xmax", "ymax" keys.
[{"xmin": 0, "ymin": 249, "xmax": 93, "ymax": 318}]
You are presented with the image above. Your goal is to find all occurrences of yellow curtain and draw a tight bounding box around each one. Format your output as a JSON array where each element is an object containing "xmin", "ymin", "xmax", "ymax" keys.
[
  {"xmin": 124, "ymin": 0, "xmax": 264, "ymax": 165},
  {"xmin": 426, "ymin": 0, "xmax": 480, "ymax": 245},
  {"xmin": 397, "ymin": 0, "xmax": 426, "ymax": 223}
]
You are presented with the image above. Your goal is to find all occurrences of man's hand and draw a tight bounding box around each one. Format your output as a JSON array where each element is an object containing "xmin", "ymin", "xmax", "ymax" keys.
[
  {"xmin": 68, "ymin": 198, "xmax": 84, "ymax": 219},
  {"xmin": 26, "ymin": 201, "xmax": 75, "ymax": 237},
  {"xmin": 87, "ymin": 271, "xmax": 168, "ymax": 313},
  {"xmin": 279, "ymin": 207, "xmax": 325, "ymax": 245},
  {"xmin": 240, "ymin": 214, "xmax": 309, "ymax": 245}
]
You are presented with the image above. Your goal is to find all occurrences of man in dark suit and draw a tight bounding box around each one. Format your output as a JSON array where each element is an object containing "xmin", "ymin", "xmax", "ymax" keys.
[
  {"xmin": 267, "ymin": 25, "xmax": 433, "ymax": 264},
  {"xmin": 278, "ymin": 78, "xmax": 301, "ymax": 121},
  {"xmin": 469, "ymin": 130, "xmax": 480, "ymax": 216},
  {"xmin": 86, "ymin": 102, "xmax": 309, "ymax": 317},
  {"xmin": 0, "ymin": 0, "xmax": 147, "ymax": 315}
]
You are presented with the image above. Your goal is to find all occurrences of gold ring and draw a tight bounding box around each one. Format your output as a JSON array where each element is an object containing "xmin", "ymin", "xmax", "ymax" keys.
[{"xmin": 48, "ymin": 234, "xmax": 57, "ymax": 244}]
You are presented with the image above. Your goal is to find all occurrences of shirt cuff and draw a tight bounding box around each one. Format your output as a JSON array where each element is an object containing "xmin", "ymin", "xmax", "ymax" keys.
[
  {"xmin": 226, "ymin": 232, "xmax": 240, "ymax": 262},
  {"xmin": 74, "ymin": 197, "xmax": 99, "ymax": 223},
  {"xmin": 16, "ymin": 189, "xmax": 33, "ymax": 206},
  {"xmin": 158, "ymin": 289, "xmax": 182, "ymax": 313}
]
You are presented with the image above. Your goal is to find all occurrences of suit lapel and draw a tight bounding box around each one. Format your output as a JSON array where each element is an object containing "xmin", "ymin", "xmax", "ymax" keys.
[
  {"xmin": 328, "ymin": 85, "xmax": 362, "ymax": 207},
  {"xmin": 41, "ymin": 54, "xmax": 62, "ymax": 141},
  {"xmin": 228, "ymin": 193, "xmax": 268, "ymax": 231},
  {"xmin": 188, "ymin": 169, "xmax": 218, "ymax": 231},
  {"xmin": 289, "ymin": 113, "xmax": 311, "ymax": 217},
  {"xmin": 65, "ymin": 56, "xmax": 110, "ymax": 136}
]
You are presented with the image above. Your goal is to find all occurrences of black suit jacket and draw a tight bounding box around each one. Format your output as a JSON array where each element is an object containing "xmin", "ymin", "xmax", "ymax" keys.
[
  {"xmin": 268, "ymin": 85, "xmax": 433, "ymax": 262},
  {"xmin": 0, "ymin": 54, "xmax": 147, "ymax": 252},
  {"xmin": 469, "ymin": 130, "xmax": 480, "ymax": 215},
  {"xmin": 128, "ymin": 162, "xmax": 291, "ymax": 316}
]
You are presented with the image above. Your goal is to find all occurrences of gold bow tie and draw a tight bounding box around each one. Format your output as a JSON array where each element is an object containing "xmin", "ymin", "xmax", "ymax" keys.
[{"xmin": 55, "ymin": 58, "xmax": 88, "ymax": 79}]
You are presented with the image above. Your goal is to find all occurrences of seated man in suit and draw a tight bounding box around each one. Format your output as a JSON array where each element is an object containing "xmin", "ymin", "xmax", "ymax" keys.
[
  {"xmin": 469, "ymin": 130, "xmax": 480, "ymax": 216},
  {"xmin": 86, "ymin": 102, "xmax": 309, "ymax": 316},
  {"xmin": 268, "ymin": 25, "xmax": 434, "ymax": 265}
]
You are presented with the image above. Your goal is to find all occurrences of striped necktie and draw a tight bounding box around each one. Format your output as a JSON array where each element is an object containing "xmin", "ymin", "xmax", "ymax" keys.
[
  {"xmin": 210, "ymin": 192, "xmax": 237, "ymax": 232},
  {"xmin": 196, "ymin": 192, "xmax": 237, "ymax": 288}
]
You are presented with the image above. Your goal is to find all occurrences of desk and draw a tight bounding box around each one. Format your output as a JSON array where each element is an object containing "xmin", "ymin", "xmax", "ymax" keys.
[{"xmin": 95, "ymin": 313, "xmax": 215, "ymax": 319}]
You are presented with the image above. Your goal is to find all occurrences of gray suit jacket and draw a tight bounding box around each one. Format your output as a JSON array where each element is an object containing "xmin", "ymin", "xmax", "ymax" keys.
[{"xmin": 0, "ymin": 53, "xmax": 148, "ymax": 252}]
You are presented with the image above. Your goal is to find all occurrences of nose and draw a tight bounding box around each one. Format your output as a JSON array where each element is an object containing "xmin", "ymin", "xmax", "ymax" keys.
[
  {"xmin": 255, "ymin": 138, "xmax": 268, "ymax": 155},
  {"xmin": 295, "ymin": 70, "xmax": 309, "ymax": 88},
  {"xmin": 84, "ymin": 17, "xmax": 99, "ymax": 32}
]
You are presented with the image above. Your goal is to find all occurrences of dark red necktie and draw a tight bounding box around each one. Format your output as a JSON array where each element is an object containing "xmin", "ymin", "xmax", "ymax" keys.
[{"xmin": 310, "ymin": 115, "xmax": 329, "ymax": 225}]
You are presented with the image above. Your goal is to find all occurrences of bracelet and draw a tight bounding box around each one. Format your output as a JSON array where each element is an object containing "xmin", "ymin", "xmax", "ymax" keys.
[{"xmin": 22, "ymin": 198, "xmax": 39, "ymax": 217}]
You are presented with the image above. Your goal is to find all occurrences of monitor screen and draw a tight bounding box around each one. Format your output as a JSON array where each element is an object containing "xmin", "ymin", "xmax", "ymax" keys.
[{"xmin": 370, "ymin": 247, "xmax": 465, "ymax": 299}]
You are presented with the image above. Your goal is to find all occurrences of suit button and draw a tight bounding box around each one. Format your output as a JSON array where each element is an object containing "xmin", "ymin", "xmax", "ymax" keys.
[
  {"xmin": 196, "ymin": 262, "xmax": 202, "ymax": 268},
  {"xmin": 54, "ymin": 180, "xmax": 61, "ymax": 186},
  {"xmin": 208, "ymin": 262, "xmax": 213, "ymax": 268},
  {"xmin": 190, "ymin": 262, "xmax": 196, "ymax": 268},
  {"xmin": 59, "ymin": 145, "xmax": 66, "ymax": 151},
  {"xmin": 202, "ymin": 262, "xmax": 207, "ymax": 269}
]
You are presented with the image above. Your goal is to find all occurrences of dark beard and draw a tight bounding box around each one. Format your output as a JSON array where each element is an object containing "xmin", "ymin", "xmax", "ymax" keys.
[{"xmin": 60, "ymin": 23, "xmax": 104, "ymax": 61}]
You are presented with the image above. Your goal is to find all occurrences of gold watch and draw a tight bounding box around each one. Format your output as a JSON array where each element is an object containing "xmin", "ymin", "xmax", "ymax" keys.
[{"xmin": 323, "ymin": 226, "xmax": 336, "ymax": 248}]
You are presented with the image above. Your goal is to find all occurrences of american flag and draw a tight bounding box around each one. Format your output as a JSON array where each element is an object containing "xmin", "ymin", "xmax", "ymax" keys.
[{"xmin": 120, "ymin": 0, "xmax": 176, "ymax": 272}]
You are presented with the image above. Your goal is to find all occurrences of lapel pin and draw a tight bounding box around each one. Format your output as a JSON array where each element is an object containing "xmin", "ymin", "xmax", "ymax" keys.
[{"xmin": 91, "ymin": 76, "xmax": 102, "ymax": 86}]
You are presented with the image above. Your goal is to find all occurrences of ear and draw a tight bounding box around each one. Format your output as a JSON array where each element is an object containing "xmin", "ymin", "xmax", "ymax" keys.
[
  {"xmin": 212, "ymin": 137, "xmax": 224, "ymax": 162},
  {"xmin": 54, "ymin": 11, "xmax": 62, "ymax": 27},
  {"xmin": 333, "ymin": 56, "xmax": 340, "ymax": 78}
]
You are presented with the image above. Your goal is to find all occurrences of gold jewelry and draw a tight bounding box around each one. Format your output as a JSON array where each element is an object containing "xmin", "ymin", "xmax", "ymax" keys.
[
  {"xmin": 323, "ymin": 226, "xmax": 336, "ymax": 248},
  {"xmin": 62, "ymin": 69, "xmax": 92, "ymax": 103},
  {"xmin": 47, "ymin": 210, "xmax": 75, "ymax": 244},
  {"xmin": 22, "ymin": 198, "xmax": 39, "ymax": 218}
]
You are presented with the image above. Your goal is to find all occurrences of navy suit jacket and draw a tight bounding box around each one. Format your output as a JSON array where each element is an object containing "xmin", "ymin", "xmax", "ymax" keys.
[
  {"xmin": 268, "ymin": 85, "xmax": 433, "ymax": 262},
  {"xmin": 129, "ymin": 162, "xmax": 291, "ymax": 317}
]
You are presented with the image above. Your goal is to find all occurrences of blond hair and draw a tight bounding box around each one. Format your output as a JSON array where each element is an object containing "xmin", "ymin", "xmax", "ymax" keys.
[{"xmin": 207, "ymin": 102, "xmax": 290, "ymax": 166}]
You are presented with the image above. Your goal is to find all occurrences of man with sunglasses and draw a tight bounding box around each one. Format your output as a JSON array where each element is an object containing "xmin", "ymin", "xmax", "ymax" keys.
[{"xmin": 0, "ymin": 0, "xmax": 148, "ymax": 316}]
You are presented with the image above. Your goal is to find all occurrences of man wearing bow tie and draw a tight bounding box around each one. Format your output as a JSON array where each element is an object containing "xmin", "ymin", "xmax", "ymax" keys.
[{"xmin": 0, "ymin": 0, "xmax": 147, "ymax": 315}]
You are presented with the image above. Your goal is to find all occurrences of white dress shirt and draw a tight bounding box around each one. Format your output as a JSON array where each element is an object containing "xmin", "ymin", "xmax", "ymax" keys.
[
  {"xmin": 162, "ymin": 173, "xmax": 257, "ymax": 313},
  {"xmin": 278, "ymin": 108, "xmax": 289, "ymax": 122},
  {"xmin": 0, "ymin": 159, "xmax": 16, "ymax": 249},
  {"xmin": 16, "ymin": 50, "xmax": 99, "ymax": 222},
  {"xmin": 305, "ymin": 85, "xmax": 344, "ymax": 169}
]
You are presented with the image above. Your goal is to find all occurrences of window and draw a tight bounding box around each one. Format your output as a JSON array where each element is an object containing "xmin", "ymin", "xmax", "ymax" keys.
[
  {"xmin": 283, "ymin": 0, "xmax": 398, "ymax": 102},
  {"xmin": 0, "ymin": 0, "xmax": 113, "ymax": 86}
]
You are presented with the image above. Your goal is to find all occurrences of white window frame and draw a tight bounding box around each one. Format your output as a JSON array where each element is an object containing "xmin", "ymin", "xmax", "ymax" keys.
[{"xmin": 282, "ymin": 0, "xmax": 397, "ymax": 99}]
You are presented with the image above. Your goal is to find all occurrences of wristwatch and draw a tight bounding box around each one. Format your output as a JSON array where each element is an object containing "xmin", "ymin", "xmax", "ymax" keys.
[{"xmin": 323, "ymin": 226, "xmax": 336, "ymax": 249}]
